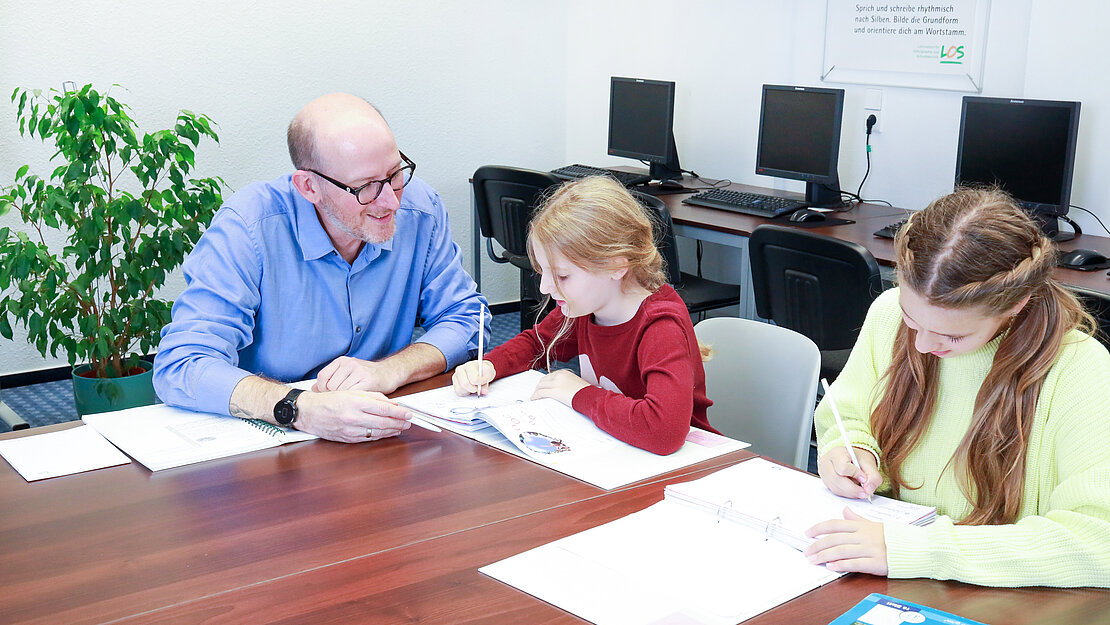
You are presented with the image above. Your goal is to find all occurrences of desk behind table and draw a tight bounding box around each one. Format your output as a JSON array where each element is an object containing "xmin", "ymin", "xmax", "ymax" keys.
[{"xmin": 655, "ymin": 178, "xmax": 1110, "ymax": 316}]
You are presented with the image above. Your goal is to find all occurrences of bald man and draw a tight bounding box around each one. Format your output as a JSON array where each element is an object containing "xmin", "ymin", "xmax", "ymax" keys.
[{"xmin": 153, "ymin": 94, "xmax": 487, "ymax": 443}]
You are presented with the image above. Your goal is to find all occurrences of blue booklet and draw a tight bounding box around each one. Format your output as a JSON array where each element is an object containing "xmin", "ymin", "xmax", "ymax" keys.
[{"xmin": 829, "ymin": 593, "xmax": 986, "ymax": 625}]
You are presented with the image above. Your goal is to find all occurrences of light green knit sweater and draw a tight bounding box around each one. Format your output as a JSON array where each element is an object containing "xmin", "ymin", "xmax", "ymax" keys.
[{"xmin": 815, "ymin": 288, "xmax": 1110, "ymax": 587}]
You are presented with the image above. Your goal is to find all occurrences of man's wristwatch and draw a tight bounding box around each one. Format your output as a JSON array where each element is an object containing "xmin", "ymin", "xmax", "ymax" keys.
[{"xmin": 274, "ymin": 388, "xmax": 305, "ymax": 427}]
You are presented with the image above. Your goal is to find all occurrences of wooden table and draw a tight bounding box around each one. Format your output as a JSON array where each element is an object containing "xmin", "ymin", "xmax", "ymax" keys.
[
  {"xmin": 116, "ymin": 464, "xmax": 1110, "ymax": 625},
  {"xmin": 2, "ymin": 373, "xmax": 1105, "ymax": 624},
  {"xmin": 0, "ymin": 373, "xmax": 752, "ymax": 624}
]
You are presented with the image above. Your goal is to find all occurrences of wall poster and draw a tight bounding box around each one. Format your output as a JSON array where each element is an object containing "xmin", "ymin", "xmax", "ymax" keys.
[{"xmin": 822, "ymin": 1, "xmax": 991, "ymax": 91}]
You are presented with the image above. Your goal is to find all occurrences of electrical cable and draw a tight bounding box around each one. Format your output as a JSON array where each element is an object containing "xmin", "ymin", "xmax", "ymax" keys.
[
  {"xmin": 857, "ymin": 115, "xmax": 876, "ymax": 199},
  {"xmin": 638, "ymin": 159, "xmax": 731, "ymax": 190},
  {"xmin": 1070, "ymin": 205, "xmax": 1110, "ymax": 237}
]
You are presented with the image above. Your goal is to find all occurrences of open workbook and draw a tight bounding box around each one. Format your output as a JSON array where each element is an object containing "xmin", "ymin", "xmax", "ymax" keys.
[
  {"xmin": 481, "ymin": 457, "xmax": 936, "ymax": 625},
  {"xmin": 83, "ymin": 403, "xmax": 317, "ymax": 472},
  {"xmin": 397, "ymin": 370, "xmax": 749, "ymax": 489}
]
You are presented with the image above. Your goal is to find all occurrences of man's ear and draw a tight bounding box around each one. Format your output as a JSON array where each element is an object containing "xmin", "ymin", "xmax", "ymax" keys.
[{"xmin": 291, "ymin": 170, "xmax": 321, "ymax": 204}]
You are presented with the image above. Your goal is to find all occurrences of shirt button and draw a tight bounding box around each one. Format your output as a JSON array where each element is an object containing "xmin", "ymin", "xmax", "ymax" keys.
[{"xmin": 355, "ymin": 326, "xmax": 362, "ymax": 333}]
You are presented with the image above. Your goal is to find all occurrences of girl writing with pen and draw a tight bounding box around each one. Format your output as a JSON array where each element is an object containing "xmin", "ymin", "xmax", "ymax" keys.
[
  {"xmin": 805, "ymin": 187, "xmax": 1110, "ymax": 587},
  {"xmin": 451, "ymin": 176, "xmax": 718, "ymax": 455}
]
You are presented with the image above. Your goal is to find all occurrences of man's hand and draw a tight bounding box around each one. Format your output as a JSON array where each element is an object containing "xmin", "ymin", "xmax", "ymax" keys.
[
  {"xmin": 531, "ymin": 369, "xmax": 590, "ymax": 406},
  {"xmin": 313, "ymin": 356, "xmax": 402, "ymax": 394},
  {"xmin": 296, "ymin": 389, "xmax": 413, "ymax": 443}
]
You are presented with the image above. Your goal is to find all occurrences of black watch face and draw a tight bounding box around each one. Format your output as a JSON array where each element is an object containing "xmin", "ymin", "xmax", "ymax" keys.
[{"xmin": 275, "ymin": 401, "xmax": 296, "ymax": 426}]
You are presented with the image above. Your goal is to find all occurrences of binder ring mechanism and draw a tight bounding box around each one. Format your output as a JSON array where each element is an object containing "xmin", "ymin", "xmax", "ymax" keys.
[
  {"xmin": 716, "ymin": 500, "xmax": 734, "ymax": 524},
  {"xmin": 764, "ymin": 516, "xmax": 784, "ymax": 542}
]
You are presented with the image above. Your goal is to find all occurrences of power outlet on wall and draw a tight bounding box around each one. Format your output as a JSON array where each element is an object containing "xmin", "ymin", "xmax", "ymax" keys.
[
  {"xmin": 864, "ymin": 88, "xmax": 883, "ymax": 134},
  {"xmin": 866, "ymin": 113, "xmax": 880, "ymax": 135}
]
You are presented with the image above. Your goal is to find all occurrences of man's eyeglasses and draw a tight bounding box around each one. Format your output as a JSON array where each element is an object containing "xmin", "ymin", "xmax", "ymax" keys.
[{"xmin": 307, "ymin": 151, "xmax": 416, "ymax": 205}]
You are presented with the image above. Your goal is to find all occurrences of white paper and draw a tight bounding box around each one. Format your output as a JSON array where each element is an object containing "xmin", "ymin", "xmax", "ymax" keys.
[
  {"xmin": 482, "ymin": 499, "xmax": 841, "ymax": 625},
  {"xmin": 0, "ymin": 425, "xmax": 131, "ymax": 481}
]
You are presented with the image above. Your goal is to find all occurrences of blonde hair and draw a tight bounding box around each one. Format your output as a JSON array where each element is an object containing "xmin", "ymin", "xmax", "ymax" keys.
[
  {"xmin": 526, "ymin": 176, "xmax": 667, "ymax": 369},
  {"xmin": 873, "ymin": 186, "xmax": 1094, "ymax": 525}
]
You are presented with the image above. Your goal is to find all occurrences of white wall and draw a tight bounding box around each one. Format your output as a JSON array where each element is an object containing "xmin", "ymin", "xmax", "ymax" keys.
[
  {"xmin": 0, "ymin": 0, "xmax": 567, "ymax": 375},
  {"xmin": 561, "ymin": 0, "xmax": 1061, "ymax": 285},
  {"xmin": 3, "ymin": 1, "xmax": 1109, "ymax": 376}
]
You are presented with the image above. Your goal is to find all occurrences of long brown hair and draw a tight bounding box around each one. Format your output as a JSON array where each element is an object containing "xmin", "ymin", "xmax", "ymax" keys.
[
  {"xmin": 873, "ymin": 187, "xmax": 1093, "ymax": 525},
  {"xmin": 526, "ymin": 176, "xmax": 667, "ymax": 369}
]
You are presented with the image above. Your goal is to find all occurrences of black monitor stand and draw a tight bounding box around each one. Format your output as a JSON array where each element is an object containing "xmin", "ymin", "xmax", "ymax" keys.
[
  {"xmin": 805, "ymin": 178, "xmax": 847, "ymax": 209},
  {"xmin": 1035, "ymin": 213, "xmax": 1081, "ymax": 242},
  {"xmin": 647, "ymin": 131, "xmax": 683, "ymax": 184}
]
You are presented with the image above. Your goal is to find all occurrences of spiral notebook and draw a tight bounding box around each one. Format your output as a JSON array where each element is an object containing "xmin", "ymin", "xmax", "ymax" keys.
[
  {"xmin": 83, "ymin": 403, "xmax": 318, "ymax": 472},
  {"xmin": 481, "ymin": 458, "xmax": 935, "ymax": 625}
]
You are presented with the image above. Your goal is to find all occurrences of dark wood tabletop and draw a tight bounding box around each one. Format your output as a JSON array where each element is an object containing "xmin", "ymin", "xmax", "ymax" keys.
[
  {"xmin": 4, "ymin": 389, "xmax": 1105, "ymax": 625},
  {"xmin": 116, "ymin": 460, "xmax": 1110, "ymax": 625},
  {"xmin": 0, "ymin": 373, "xmax": 753, "ymax": 625}
]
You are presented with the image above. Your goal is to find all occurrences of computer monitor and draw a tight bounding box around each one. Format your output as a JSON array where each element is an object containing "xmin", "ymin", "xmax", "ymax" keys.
[
  {"xmin": 755, "ymin": 84, "xmax": 846, "ymax": 208},
  {"xmin": 955, "ymin": 96, "xmax": 1081, "ymax": 241},
  {"xmin": 608, "ymin": 76, "xmax": 682, "ymax": 184}
]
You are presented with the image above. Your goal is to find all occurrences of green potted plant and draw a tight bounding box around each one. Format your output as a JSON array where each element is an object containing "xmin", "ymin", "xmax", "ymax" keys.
[{"xmin": 0, "ymin": 84, "xmax": 225, "ymax": 415}]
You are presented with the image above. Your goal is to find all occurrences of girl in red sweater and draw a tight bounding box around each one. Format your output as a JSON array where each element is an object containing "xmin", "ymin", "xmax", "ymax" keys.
[{"xmin": 452, "ymin": 176, "xmax": 717, "ymax": 454}]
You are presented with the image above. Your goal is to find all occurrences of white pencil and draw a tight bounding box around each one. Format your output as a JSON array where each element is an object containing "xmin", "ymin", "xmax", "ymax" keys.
[
  {"xmin": 477, "ymin": 306, "xmax": 485, "ymax": 390},
  {"xmin": 408, "ymin": 414, "xmax": 442, "ymax": 433},
  {"xmin": 821, "ymin": 378, "xmax": 872, "ymax": 502}
]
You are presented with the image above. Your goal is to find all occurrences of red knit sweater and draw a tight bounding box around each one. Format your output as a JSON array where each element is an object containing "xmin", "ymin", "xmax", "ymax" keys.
[{"xmin": 484, "ymin": 285, "xmax": 716, "ymax": 455}]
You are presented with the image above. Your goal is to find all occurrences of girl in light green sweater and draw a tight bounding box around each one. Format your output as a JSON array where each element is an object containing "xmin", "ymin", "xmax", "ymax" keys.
[{"xmin": 805, "ymin": 187, "xmax": 1110, "ymax": 587}]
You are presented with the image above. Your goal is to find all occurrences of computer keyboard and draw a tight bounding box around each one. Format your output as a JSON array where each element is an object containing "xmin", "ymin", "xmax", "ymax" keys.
[
  {"xmin": 873, "ymin": 218, "xmax": 908, "ymax": 239},
  {"xmin": 682, "ymin": 188, "xmax": 805, "ymax": 218},
  {"xmin": 550, "ymin": 164, "xmax": 652, "ymax": 187}
]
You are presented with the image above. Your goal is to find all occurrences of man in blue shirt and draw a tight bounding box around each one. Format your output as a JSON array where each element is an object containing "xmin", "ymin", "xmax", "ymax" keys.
[{"xmin": 154, "ymin": 93, "xmax": 487, "ymax": 442}]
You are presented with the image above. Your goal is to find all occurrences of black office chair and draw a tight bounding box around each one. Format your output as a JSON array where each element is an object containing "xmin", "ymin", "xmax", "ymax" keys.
[
  {"xmin": 1068, "ymin": 285, "xmax": 1110, "ymax": 349},
  {"xmin": 748, "ymin": 224, "xmax": 885, "ymax": 382},
  {"xmin": 634, "ymin": 191, "xmax": 742, "ymax": 316},
  {"xmin": 472, "ymin": 166, "xmax": 561, "ymax": 330}
]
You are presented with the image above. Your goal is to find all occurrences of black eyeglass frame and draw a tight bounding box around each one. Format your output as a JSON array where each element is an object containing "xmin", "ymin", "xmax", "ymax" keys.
[{"xmin": 307, "ymin": 151, "xmax": 416, "ymax": 205}]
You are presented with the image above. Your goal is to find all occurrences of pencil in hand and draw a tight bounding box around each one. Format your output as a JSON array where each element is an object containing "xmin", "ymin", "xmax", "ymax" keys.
[{"xmin": 821, "ymin": 378, "xmax": 872, "ymax": 502}]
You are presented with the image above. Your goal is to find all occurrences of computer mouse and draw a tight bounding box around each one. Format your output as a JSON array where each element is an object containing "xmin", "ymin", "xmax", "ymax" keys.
[
  {"xmin": 788, "ymin": 208, "xmax": 827, "ymax": 223},
  {"xmin": 656, "ymin": 179, "xmax": 685, "ymax": 190},
  {"xmin": 1058, "ymin": 248, "xmax": 1110, "ymax": 270}
]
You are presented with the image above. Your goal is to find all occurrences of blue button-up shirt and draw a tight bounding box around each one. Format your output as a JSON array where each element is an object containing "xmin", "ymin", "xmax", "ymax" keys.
[{"xmin": 153, "ymin": 174, "xmax": 487, "ymax": 415}]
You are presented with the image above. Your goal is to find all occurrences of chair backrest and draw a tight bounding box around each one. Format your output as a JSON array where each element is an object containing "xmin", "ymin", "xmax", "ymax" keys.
[
  {"xmin": 631, "ymin": 190, "xmax": 684, "ymax": 288},
  {"xmin": 472, "ymin": 166, "xmax": 561, "ymax": 266},
  {"xmin": 1069, "ymin": 285, "xmax": 1110, "ymax": 349},
  {"xmin": 694, "ymin": 317, "xmax": 820, "ymax": 470},
  {"xmin": 748, "ymin": 224, "xmax": 884, "ymax": 351}
]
